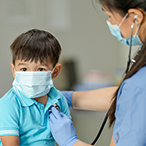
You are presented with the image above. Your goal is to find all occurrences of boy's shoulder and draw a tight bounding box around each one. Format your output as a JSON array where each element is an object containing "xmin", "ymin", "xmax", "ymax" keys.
[
  {"xmin": 0, "ymin": 88, "xmax": 21, "ymax": 121},
  {"xmin": 48, "ymin": 87, "xmax": 69, "ymax": 109},
  {"xmin": 0, "ymin": 88, "xmax": 20, "ymax": 107},
  {"xmin": 49, "ymin": 87, "xmax": 65, "ymax": 100},
  {"xmin": 49, "ymin": 87, "xmax": 71, "ymax": 118}
]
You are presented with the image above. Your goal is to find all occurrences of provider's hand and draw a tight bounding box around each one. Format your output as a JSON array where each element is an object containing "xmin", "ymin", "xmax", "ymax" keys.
[{"xmin": 49, "ymin": 106, "xmax": 79, "ymax": 146}]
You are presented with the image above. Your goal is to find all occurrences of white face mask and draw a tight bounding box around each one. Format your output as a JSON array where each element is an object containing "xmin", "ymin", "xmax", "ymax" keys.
[{"xmin": 13, "ymin": 69, "xmax": 55, "ymax": 98}]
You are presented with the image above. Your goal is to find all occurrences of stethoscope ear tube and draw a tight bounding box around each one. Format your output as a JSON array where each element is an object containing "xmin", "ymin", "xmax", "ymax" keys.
[
  {"xmin": 91, "ymin": 16, "xmax": 139, "ymax": 145},
  {"xmin": 91, "ymin": 110, "xmax": 109, "ymax": 145},
  {"xmin": 125, "ymin": 21, "xmax": 135, "ymax": 74}
]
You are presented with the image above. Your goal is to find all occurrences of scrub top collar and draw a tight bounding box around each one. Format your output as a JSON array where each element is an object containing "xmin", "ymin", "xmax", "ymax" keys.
[{"xmin": 12, "ymin": 86, "xmax": 61, "ymax": 107}]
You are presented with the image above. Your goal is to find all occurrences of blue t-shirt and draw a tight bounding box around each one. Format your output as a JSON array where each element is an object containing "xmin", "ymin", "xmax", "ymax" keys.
[
  {"xmin": 113, "ymin": 66, "xmax": 146, "ymax": 146},
  {"xmin": 0, "ymin": 86, "xmax": 71, "ymax": 146}
]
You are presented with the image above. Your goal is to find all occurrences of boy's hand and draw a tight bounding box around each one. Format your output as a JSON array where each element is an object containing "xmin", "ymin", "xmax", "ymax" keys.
[{"xmin": 0, "ymin": 135, "xmax": 20, "ymax": 146}]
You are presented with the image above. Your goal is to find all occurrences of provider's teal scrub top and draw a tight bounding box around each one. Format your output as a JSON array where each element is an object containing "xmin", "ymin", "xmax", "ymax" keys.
[
  {"xmin": 0, "ymin": 86, "xmax": 71, "ymax": 146},
  {"xmin": 113, "ymin": 66, "xmax": 146, "ymax": 146}
]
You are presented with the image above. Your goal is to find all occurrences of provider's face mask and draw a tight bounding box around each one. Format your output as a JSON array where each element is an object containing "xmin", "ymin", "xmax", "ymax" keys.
[
  {"xmin": 13, "ymin": 70, "xmax": 54, "ymax": 98},
  {"xmin": 106, "ymin": 13, "xmax": 142, "ymax": 46}
]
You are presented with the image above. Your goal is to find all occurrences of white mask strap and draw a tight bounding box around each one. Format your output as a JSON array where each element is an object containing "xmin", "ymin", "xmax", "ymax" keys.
[
  {"xmin": 134, "ymin": 24, "xmax": 140, "ymax": 36},
  {"xmin": 119, "ymin": 13, "xmax": 129, "ymax": 27},
  {"xmin": 51, "ymin": 67, "xmax": 56, "ymax": 74}
]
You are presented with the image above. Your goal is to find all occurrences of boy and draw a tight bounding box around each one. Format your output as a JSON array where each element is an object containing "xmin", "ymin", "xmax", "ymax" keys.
[{"xmin": 0, "ymin": 29, "xmax": 71, "ymax": 146}]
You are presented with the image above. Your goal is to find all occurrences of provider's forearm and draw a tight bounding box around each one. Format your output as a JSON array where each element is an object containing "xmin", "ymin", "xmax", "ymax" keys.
[{"xmin": 72, "ymin": 86, "xmax": 118, "ymax": 111}]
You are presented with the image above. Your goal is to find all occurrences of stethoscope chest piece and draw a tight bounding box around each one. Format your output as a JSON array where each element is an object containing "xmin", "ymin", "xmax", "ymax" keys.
[{"xmin": 49, "ymin": 104, "xmax": 60, "ymax": 114}]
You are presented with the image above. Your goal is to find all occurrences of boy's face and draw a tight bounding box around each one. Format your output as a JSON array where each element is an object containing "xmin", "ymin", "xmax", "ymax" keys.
[
  {"xmin": 10, "ymin": 59, "xmax": 62, "ymax": 79},
  {"xmin": 14, "ymin": 59, "xmax": 53, "ymax": 72}
]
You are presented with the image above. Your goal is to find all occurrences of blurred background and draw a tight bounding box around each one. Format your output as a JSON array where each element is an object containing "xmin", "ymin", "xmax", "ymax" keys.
[{"xmin": 0, "ymin": 0, "xmax": 141, "ymax": 145}]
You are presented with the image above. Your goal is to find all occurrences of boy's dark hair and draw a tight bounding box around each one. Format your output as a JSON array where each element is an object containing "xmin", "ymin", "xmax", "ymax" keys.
[{"xmin": 10, "ymin": 29, "xmax": 61, "ymax": 66}]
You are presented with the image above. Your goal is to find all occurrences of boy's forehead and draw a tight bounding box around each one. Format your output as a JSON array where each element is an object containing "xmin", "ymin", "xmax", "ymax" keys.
[{"xmin": 14, "ymin": 58, "xmax": 53, "ymax": 67}]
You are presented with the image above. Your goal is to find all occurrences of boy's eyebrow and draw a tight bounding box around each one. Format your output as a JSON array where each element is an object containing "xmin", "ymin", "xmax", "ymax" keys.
[
  {"xmin": 17, "ymin": 62, "xmax": 27, "ymax": 66},
  {"xmin": 40, "ymin": 63, "xmax": 49, "ymax": 67},
  {"xmin": 17, "ymin": 62, "xmax": 50, "ymax": 67}
]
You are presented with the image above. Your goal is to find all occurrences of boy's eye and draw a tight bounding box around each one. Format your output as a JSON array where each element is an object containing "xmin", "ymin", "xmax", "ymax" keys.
[
  {"xmin": 21, "ymin": 68, "xmax": 27, "ymax": 71},
  {"xmin": 38, "ymin": 68, "xmax": 45, "ymax": 71}
]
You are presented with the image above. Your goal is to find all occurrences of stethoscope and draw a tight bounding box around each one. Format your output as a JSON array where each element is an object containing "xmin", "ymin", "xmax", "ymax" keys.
[
  {"xmin": 48, "ymin": 14, "xmax": 141, "ymax": 146},
  {"xmin": 91, "ymin": 14, "xmax": 141, "ymax": 145}
]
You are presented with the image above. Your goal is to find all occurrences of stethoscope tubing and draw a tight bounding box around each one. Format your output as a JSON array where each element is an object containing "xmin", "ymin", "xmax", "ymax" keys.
[
  {"xmin": 91, "ymin": 17, "xmax": 137, "ymax": 145},
  {"xmin": 91, "ymin": 110, "xmax": 109, "ymax": 145}
]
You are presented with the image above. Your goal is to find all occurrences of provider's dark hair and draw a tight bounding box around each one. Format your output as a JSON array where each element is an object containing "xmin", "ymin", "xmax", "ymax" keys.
[
  {"xmin": 99, "ymin": 0, "xmax": 146, "ymax": 16},
  {"xmin": 98, "ymin": 0, "xmax": 146, "ymax": 127},
  {"xmin": 10, "ymin": 29, "xmax": 61, "ymax": 67}
]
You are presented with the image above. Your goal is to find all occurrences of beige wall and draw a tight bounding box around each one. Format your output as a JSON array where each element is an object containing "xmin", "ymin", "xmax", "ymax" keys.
[
  {"xmin": 0, "ymin": 0, "xmax": 128, "ymax": 96},
  {"xmin": 0, "ymin": 0, "xmax": 141, "ymax": 145}
]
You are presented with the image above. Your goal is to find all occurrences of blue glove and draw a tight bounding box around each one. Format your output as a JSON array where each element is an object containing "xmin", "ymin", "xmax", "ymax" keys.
[
  {"xmin": 49, "ymin": 106, "xmax": 79, "ymax": 146},
  {"xmin": 61, "ymin": 91, "xmax": 73, "ymax": 108}
]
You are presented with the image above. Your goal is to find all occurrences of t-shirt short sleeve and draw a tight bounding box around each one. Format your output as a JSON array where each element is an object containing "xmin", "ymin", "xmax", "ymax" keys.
[
  {"xmin": 0, "ymin": 97, "xmax": 20, "ymax": 136},
  {"xmin": 57, "ymin": 90, "xmax": 71, "ymax": 119},
  {"xmin": 113, "ymin": 83, "xmax": 146, "ymax": 146}
]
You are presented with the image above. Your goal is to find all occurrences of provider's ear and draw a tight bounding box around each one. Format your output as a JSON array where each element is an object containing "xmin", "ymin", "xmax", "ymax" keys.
[
  {"xmin": 52, "ymin": 64, "xmax": 62, "ymax": 79},
  {"xmin": 128, "ymin": 9, "xmax": 144, "ymax": 24},
  {"xmin": 10, "ymin": 62, "xmax": 15, "ymax": 78}
]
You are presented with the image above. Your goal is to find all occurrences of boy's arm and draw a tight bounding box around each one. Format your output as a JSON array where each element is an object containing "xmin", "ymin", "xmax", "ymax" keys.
[
  {"xmin": 0, "ymin": 136, "xmax": 20, "ymax": 146},
  {"xmin": 0, "ymin": 96, "xmax": 20, "ymax": 144}
]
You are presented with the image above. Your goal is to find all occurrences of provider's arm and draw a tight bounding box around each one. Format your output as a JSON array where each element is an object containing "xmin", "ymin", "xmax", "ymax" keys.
[{"xmin": 72, "ymin": 86, "xmax": 118, "ymax": 111}]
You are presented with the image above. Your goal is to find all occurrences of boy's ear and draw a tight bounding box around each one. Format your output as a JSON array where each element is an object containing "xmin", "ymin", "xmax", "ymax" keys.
[
  {"xmin": 52, "ymin": 64, "xmax": 62, "ymax": 79},
  {"xmin": 10, "ymin": 62, "xmax": 15, "ymax": 78}
]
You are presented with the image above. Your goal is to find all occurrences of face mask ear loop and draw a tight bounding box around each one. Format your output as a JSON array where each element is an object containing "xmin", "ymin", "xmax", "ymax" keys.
[
  {"xmin": 51, "ymin": 66, "xmax": 56, "ymax": 74},
  {"xmin": 134, "ymin": 24, "xmax": 140, "ymax": 37},
  {"xmin": 14, "ymin": 69, "xmax": 17, "ymax": 77},
  {"xmin": 125, "ymin": 21, "xmax": 135, "ymax": 74},
  {"xmin": 118, "ymin": 13, "xmax": 129, "ymax": 27}
]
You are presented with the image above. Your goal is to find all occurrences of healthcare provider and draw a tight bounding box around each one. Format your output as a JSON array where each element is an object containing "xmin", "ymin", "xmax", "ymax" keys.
[{"xmin": 49, "ymin": 0, "xmax": 146, "ymax": 146}]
